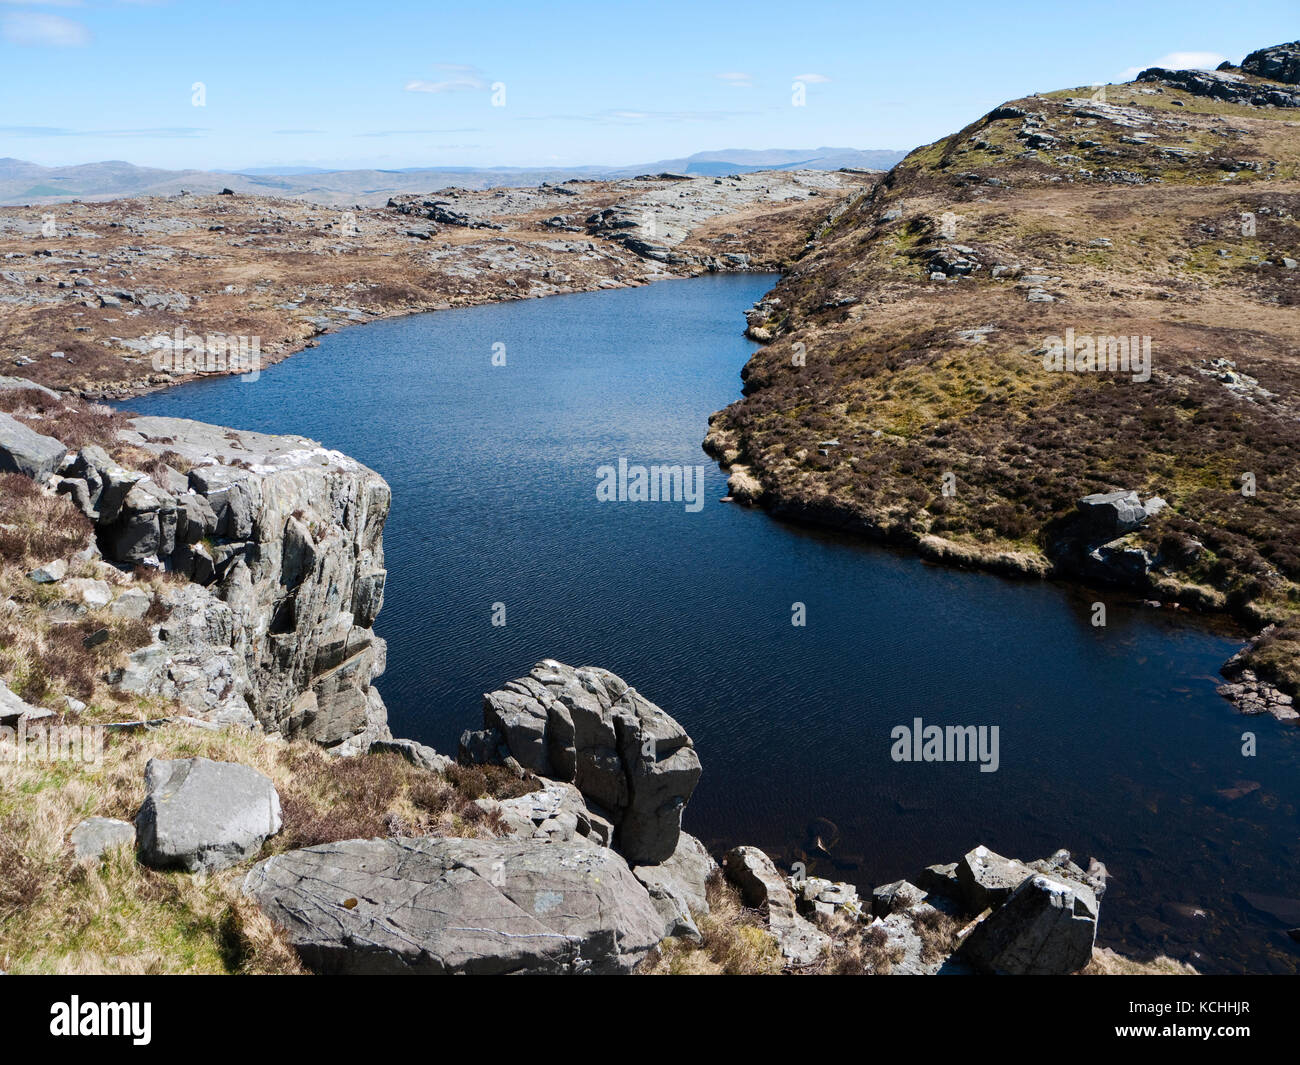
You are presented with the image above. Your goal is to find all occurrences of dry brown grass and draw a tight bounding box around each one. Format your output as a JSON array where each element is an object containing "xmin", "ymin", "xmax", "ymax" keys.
[
  {"xmin": 639, "ymin": 870, "xmax": 784, "ymax": 975},
  {"xmin": 1083, "ymin": 946, "xmax": 1198, "ymax": 975},
  {"xmin": 0, "ymin": 176, "xmax": 871, "ymax": 398},
  {"xmin": 0, "ymin": 471, "xmax": 93, "ymax": 568},
  {"xmin": 274, "ymin": 747, "xmax": 527, "ymax": 849},
  {"xmin": 814, "ymin": 911, "xmax": 907, "ymax": 975},
  {"xmin": 0, "ymin": 719, "xmax": 536, "ymax": 974}
]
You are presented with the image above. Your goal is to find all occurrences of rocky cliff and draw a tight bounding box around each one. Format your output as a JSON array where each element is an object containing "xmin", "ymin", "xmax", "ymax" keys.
[{"xmin": 2, "ymin": 396, "xmax": 392, "ymax": 747}]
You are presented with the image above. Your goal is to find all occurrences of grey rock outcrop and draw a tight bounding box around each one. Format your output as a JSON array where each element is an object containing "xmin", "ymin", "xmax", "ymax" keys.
[
  {"xmin": 135, "ymin": 757, "xmax": 281, "ymax": 873},
  {"xmin": 460, "ymin": 660, "xmax": 701, "ymax": 864},
  {"xmin": 1217, "ymin": 627, "xmax": 1300, "ymax": 721},
  {"xmin": 795, "ymin": 876, "xmax": 863, "ymax": 920},
  {"xmin": 1137, "ymin": 64, "xmax": 1300, "ymax": 108},
  {"xmin": 960, "ymin": 871, "xmax": 1099, "ymax": 974},
  {"xmin": 484, "ymin": 779, "xmax": 614, "ymax": 847},
  {"xmin": 1076, "ymin": 490, "xmax": 1149, "ymax": 538},
  {"xmin": 723, "ymin": 845, "xmax": 829, "ymax": 966},
  {"xmin": 369, "ymin": 738, "xmax": 452, "ymax": 773},
  {"xmin": 1239, "ymin": 41, "xmax": 1300, "ymax": 85},
  {"xmin": 243, "ymin": 836, "xmax": 666, "ymax": 974},
  {"xmin": 0, "ymin": 376, "xmax": 59, "ymax": 400},
  {"xmin": 70, "ymin": 817, "xmax": 136, "ymax": 860},
  {"xmin": 957, "ymin": 844, "xmax": 1036, "ymax": 911},
  {"xmin": 632, "ymin": 832, "xmax": 716, "ymax": 941},
  {"xmin": 0, "ymin": 411, "xmax": 67, "ymax": 480},
  {"xmin": 58, "ymin": 417, "xmax": 392, "ymax": 746}
]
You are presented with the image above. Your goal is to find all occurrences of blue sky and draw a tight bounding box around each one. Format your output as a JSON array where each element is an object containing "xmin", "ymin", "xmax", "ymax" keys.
[{"xmin": 0, "ymin": 0, "xmax": 1295, "ymax": 171}]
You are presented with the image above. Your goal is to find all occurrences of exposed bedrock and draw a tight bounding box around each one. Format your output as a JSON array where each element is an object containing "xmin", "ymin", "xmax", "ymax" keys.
[
  {"xmin": 459, "ymin": 659, "xmax": 702, "ymax": 865},
  {"xmin": 55, "ymin": 415, "xmax": 392, "ymax": 746}
]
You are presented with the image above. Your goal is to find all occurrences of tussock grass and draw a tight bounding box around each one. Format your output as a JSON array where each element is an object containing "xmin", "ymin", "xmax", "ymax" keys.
[
  {"xmin": 1083, "ymin": 947, "xmax": 1198, "ymax": 975},
  {"xmin": 639, "ymin": 871, "xmax": 784, "ymax": 975},
  {"xmin": 0, "ymin": 721, "xmax": 530, "ymax": 974},
  {"xmin": 814, "ymin": 911, "xmax": 906, "ymax": 975}
]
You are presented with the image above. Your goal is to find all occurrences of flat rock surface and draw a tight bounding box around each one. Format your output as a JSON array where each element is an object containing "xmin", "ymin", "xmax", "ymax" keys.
[{"xmin": 243, "ymin": 836, "xmax": 667, "ymax": 974}]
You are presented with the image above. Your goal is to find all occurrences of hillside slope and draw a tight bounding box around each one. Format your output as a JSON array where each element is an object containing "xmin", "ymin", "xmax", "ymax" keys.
[{"xmin": 706, "ymin": 43, "xmax": 1300, "ymax": 701}]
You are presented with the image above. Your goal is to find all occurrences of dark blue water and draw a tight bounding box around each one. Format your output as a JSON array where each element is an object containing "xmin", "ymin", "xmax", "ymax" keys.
[{"xmin": 122, "ymin": 274, "xmax": 1300, "ymax": 973}]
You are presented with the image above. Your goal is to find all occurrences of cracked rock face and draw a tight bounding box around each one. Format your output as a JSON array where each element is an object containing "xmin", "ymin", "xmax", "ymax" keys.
[
  {"xmin": 62, "ymin": 415, "xmax": 392, "ymax": 746},
  {"xmin": 243, "ymin": 837, "xmax": 666, "ymax": 974},
  {"xmin": 460, "ymin": 660, "xmax": 701, "ymax": 864}
]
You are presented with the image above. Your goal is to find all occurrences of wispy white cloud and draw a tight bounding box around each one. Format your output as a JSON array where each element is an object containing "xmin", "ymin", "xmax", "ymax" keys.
[
  {"xmin": 792, "ymin": 72, "xmax": 831, "ymax": 83},
  {"xmin": 404, "ymin": 64, "xmax": 491, "ymax": 94},
  {"xmin": 1119, "ymin": 50, "xmax": 1226, "ymax": 81},
  {"xmin": 716, "ymin": 71, "xmax": 753, "ymax": 88},
  {"xmin": 2, "ymin": 11, "xmax": 90, "ymax": 46}
]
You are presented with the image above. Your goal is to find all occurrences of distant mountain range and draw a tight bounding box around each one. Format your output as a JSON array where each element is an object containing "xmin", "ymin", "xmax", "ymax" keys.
[{"xmin": 0, "ymin": 147, "xmax": 908, "ymax": 206}]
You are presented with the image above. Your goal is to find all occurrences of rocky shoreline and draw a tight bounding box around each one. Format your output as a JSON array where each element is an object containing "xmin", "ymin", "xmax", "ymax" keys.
[
  {"xmin": 0, "ymin": 396, "xmax": 1181, "ymax": 974},
  {"xmin": 703, "ymin": 43, "xmax": 1300, "ymax": 723},
  {"xmin": 0, "ymin": 169, "xmax": 873, "ymax": 402},
  {"xmin": 707, "ymin": 422, "xmax": 1295, "ymax": 723}
]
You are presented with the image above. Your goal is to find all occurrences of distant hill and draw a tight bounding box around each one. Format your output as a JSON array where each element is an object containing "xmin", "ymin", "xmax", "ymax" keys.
[
  {"xmin": 630, "ymin": 148, "xmax": 908, "ymax": 175},
  {"xmin": 0, "ymin": 147, "xmax": 908, "ymax": 206}
]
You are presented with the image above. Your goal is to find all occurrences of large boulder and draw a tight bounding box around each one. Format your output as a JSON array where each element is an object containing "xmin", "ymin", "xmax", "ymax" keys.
[
  {"xmin": 957, "ymin": 844, "xmax": 1033, "ymax": 912},
  {"xmin": 960, "ymin": 872, "xmax": 1099, "ymax": 974},
  {"xmin": 632, "ymin": 832, "xmax": 716, "ymax": 941},
  {"xmin": 0, "ymin": 411, "xmax": 66, "ymax": 480},
  {"xmin": 243, "ymin": 837, "xmax": 666, "ymax": 974},
  {"xmin": 461, "ymin": 660, "xmax": 701, "ymax": 864},
  {"xmin": 1076, "ymin": 490, "xmax": 1148, "ymax": 539},
  {"xmin": 723, "ymin": 845, "xmax": 829, "ymax": 966},
  {"xmin": 956, "ymin": 844, "xmax": 1105, "ymax": 916},
  {"xmin": 135, "ymin": 757, "xmax": 281, "ymax": 873}
]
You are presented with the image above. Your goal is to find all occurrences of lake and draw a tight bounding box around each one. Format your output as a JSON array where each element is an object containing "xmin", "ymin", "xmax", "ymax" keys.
[{"xmin": 121, "ymin": 273, "xmax": 1300, "ymax": 973}]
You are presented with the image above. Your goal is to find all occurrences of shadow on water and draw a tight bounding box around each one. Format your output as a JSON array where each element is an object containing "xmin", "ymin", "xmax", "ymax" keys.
[{"xmin": 121, "ymin": 274, "xmax": 1300, "ymax": 973}]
